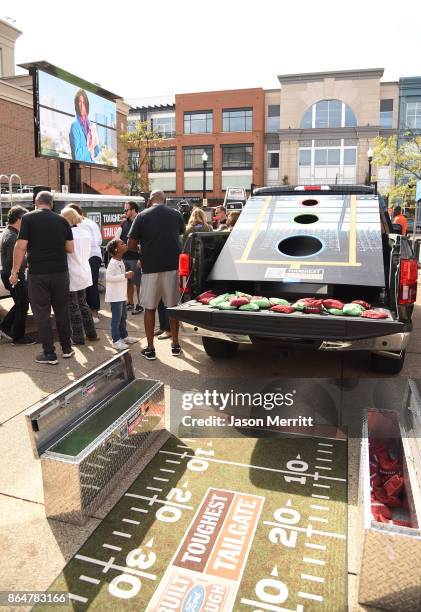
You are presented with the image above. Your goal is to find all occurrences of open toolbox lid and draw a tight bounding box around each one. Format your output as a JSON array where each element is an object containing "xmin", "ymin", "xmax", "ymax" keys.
[
  {"xmin": 25, "ymin": 350, "xmax": 135, "ymax": 459},
  {"xmin": 402, "ymin": 379, "xmax": 421, "ymax": 489}
]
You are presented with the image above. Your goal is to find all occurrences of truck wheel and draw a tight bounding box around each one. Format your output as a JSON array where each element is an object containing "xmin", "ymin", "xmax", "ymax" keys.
[
  {"xmin": 202, "ymin": 337, "xmax": 239, "ymax": 358},
  {"xmin": 370, "ymin": 350, "xmax": 406, "ymax": 374}
]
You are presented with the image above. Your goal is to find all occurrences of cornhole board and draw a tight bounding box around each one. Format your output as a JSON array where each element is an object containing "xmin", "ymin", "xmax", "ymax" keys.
[{"xmin": 208, "ymin": 193, "xmax": 385, "ymax": 286}]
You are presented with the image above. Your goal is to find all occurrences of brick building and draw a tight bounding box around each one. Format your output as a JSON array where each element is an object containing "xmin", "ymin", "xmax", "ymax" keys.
[
  {"xmin": 127, "ymin": 88, "xmax": 265, "ymax": 202},
  {"xmin": 0, "ymin": 18, "xmax": 128, "ymax": 194}
]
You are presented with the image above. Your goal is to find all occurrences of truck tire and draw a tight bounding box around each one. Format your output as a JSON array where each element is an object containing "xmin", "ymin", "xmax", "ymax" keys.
[
  {"xmin": 370, "ymin": 350, "xmax": 406, "ymax": 374},
  {"xmin": 202, "ymin": 337, "xmax": 239, "ymax": 358}
]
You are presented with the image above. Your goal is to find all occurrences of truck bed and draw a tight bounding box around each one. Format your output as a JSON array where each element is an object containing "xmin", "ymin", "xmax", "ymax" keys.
[{"xmin": 169, "ymin": 300, "xmax": 403, "ymax": 341}]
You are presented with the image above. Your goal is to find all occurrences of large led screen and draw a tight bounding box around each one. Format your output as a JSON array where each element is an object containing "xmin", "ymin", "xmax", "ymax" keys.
[{"xmin": 37, "ymin": 70, "xmax": 117, "ymax": 167}]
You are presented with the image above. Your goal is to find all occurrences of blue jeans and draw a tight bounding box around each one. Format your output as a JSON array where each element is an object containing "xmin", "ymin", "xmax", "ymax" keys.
[{"xmin": 110, "ymin": 301, "xmax": 128, "ymax": 342}]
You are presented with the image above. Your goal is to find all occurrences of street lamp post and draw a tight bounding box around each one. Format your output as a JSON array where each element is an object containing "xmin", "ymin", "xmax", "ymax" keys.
[
  {"xmin": 367, "ymin": 147, "xmax": 373, "ymax": 186},
  {"xmin": 202, "ymin": 151, "xmax": 208, "ymax": 205}
]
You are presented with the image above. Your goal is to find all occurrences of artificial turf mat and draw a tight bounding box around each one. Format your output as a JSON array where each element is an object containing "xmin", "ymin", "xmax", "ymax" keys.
[{"xmin": 37, "ymin": 435, "xmax": 347, "ymax": 611}]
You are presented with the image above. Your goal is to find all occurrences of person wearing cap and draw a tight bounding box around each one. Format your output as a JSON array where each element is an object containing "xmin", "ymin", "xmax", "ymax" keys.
[{"xmin": 128, "ymin": 189, "xmax": 185, "ymax": 361}]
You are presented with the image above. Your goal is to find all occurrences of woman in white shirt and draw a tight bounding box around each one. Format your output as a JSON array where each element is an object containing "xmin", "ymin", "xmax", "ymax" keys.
[{"xmin": 61, "ymin": 207, "xmax": 98, "ymax": 344}]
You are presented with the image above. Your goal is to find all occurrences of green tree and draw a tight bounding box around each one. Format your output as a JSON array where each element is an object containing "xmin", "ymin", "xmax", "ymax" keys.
[
  {"xmin": 373, "ymin": 130, "xmax": 421, "ymax": 211},
  {"xmin": 119, "ymin": 120, "xmax": 164, "ymax": 195}
]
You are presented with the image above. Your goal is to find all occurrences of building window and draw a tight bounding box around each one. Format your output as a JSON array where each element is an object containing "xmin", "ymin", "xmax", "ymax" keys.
[
  {"xmin": 299, "ymin": 150, "xmax": 311, "ymax": 166},
  {"xmin": 222, "ymin": 145, "xmax": 253, "ymax": 169},
  {"xmin": 184, "ymin": 111, "xmax": 213, "ymax": 134},
  {"xmin": 314, "ymin": 148, "xmax": 340, "ymax": 165},
  {"xmin": 268, "ymin": 151, "xmax": 279, "ymax": 169},
  {"xmin": 148, "ymin": 149, "xmax": 176, "ymax": 172},
  {"xmin": 405, "ymin": 101, "xmax": 421, "ymax": 129},
  {"xmin": 267, "ymin": 105, "xmax": 280, "ymax": 132},
  {"xmin": 300, "ymin": 99, "xmax": 357, "ymax": 129},
  {"xmin": 298, "ymin": 139, "xmax": 357, "ymax": 184},
  {"xmin": 151, "ymin": 114, "xmax": 176, "ymax": 138},
  {"xmin": 222, "ymin": 108, "xmax": 253, "ymax": 132},
  {"xmin": 343, "ymin": 148, "xmax": 356, "ymax": 165},
  {"xmin": 380, "ymin": 99, "xmax": 393, "ymax": 128},
  {"xmin": 184, "ymin": 147, "xmax": 214, "ymax": 170},
  {"xmin": 128, "ymin": 150, "xmax": 140, "ymax": 171}
]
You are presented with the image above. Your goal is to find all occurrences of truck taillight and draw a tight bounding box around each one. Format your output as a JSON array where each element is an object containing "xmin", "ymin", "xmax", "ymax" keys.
[
  {"xmin": 179, "ymin": 253, "xmax": 191, "ymax": 293},
  {"xmin": 398, "ymin": 259, "xmax": 418, "ymax": 305}
]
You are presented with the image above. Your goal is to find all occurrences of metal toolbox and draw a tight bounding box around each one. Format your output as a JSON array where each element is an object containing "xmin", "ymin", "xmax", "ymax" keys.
[
  {"xmin": 358, "ymin": 380, "xmax": 421, "ymax": 611},
  {"xmin": 25, "ymin": 350, "xmax": 164, "ymax": 525}
]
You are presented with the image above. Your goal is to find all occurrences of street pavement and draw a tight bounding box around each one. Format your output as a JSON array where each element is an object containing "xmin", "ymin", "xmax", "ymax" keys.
[{"xmin": 1, "ymin": 287, "xmax": 420, "ymax": 611}]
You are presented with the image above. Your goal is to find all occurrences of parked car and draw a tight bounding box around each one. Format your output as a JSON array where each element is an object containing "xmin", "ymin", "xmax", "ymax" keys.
[{"xmin": 170, "ymin": 184, "xmax": 418, "ymax": 374}]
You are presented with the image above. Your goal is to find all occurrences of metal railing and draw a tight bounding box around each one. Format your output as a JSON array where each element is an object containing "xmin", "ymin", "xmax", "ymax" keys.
[{"xmin": 0, "ymin": 174, "xmax": 23, "ymax": 226}]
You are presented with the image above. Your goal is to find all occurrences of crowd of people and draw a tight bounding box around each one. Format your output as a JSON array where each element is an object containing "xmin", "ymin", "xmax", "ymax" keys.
[{"xmin": 0, "ymin": 189, "xmax": 239, "ymax": 364}]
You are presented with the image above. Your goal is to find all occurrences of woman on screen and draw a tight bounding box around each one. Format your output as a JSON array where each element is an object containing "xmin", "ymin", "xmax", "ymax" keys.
[{"xmin": 69, "ymin": 89, "xmax": 100, "ymax": 163}]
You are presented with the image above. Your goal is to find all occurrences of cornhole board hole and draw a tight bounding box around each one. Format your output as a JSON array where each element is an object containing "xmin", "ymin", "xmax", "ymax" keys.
[
  {"xmin": 25, "ymin": 350, "xmax": 164, "ymax": 525},
  {"xmin": 208, "ymin": 193, "xmax": 385, "ymax": 287},
  {"xmin": 358, "ymin": 382, "xmax": 421, "ymax": 611}
]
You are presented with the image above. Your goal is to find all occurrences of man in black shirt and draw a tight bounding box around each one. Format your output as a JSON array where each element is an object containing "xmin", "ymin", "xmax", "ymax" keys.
[
  {"xmin": 0, "ymin": 205, "xmax": 34, "ymax": 344},
  {"xmin": 128, "ymin": 190, "xmax": 185, "ymax": 360},
  {"xmin": 121, "ymin": 201, "xmax": 142, "ymax": 314},
  {"xmin": 10, "ymin": 191, "xmax": 74, "ymax": 364}
]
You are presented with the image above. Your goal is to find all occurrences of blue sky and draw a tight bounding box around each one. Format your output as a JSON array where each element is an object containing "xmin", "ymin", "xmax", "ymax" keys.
[{"xmin": 2, "ymin": 1, "xmax": 421, "ymax": 99}]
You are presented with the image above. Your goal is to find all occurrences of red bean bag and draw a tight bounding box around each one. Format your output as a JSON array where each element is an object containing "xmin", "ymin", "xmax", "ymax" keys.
[
  {"xmin": 323, "ymin": 299, "xmax": 345, "ymax": 310},
  {"xmin": 229, "ymin": 297, "xmax": 250, "ymax": 307},
  {"xmin": 383, "ymin": 474, "xmax": 404, "ymax": 497},
  {"xmin": 270, "ymin": 305, "xmax": 296, "ymax": 314},
  {"xmin": 361, "ymin": 310, "xmax": 388, "ymax": 319},
  {"xmin": 303, "ymin": 304, "xmax": 323, "ymax": 314},
  {"xmin": 353, "ymin": 300, "xmax": 371, "ymax": 310}
]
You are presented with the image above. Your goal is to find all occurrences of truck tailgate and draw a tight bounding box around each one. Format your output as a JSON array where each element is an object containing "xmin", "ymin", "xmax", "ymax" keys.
[{"xmin": 168, "ymin": 302, "xmax": 404, "ymax": 341}]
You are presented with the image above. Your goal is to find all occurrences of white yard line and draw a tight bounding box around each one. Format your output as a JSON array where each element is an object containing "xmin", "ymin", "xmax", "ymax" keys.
[
  {"xmin": 79, "ymin": 575, "xmax": 100, "ymax": 585},
  {"xmin": 301, "ymin": 574, "xmax": 325, "ymax": 583},
  {"xmin": 298, "ymin": 592, "xmax": 323, "ymax": 602},
  {"xmin": 74, "ymin": 554, "xmax": 156, "ymax": 580},
  {"xmin": 305, "ymin": 543, "xmax": 326, "ymax": 551},
  {"xmin": 303, "ymin": 557, "xmax": 326, "ymax": 566},
  {"xmin": 122, "ymin": 518, "xmax": 140, "ymax": 525},
  {"xmin": 158, "ymin": 450, "xmax": 346, "ymax": 482},
  {"xmin": 103, "ymin": 544, "xmax": 121, "ymax": 551},
  {"xmin": 126, "ymin": 492, "xmax": 193, "ymax": 510},
  {"xmin": 112, "ymin": 531, "xmax": 131, "ymax": 538},
  {"xmin": 69, "ymin": 594, "xmax": 88, "ymax": 603}
]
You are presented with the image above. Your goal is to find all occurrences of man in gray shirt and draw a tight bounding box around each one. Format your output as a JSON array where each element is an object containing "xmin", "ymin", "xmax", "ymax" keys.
[{"xmin": 0, "ymin": 205, "xmax": 34, "ymax": 344}]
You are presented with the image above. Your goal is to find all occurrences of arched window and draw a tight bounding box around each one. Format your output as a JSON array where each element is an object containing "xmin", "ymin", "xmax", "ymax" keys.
[{"xmin": 300, "ymin": 100, "xmax": 357, "ymax": 129}]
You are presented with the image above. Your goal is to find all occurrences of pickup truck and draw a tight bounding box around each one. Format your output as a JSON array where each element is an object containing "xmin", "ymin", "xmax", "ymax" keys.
[{"xmin": 169, "ymin": 185, "xmax": 418, "ymax": 374}]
